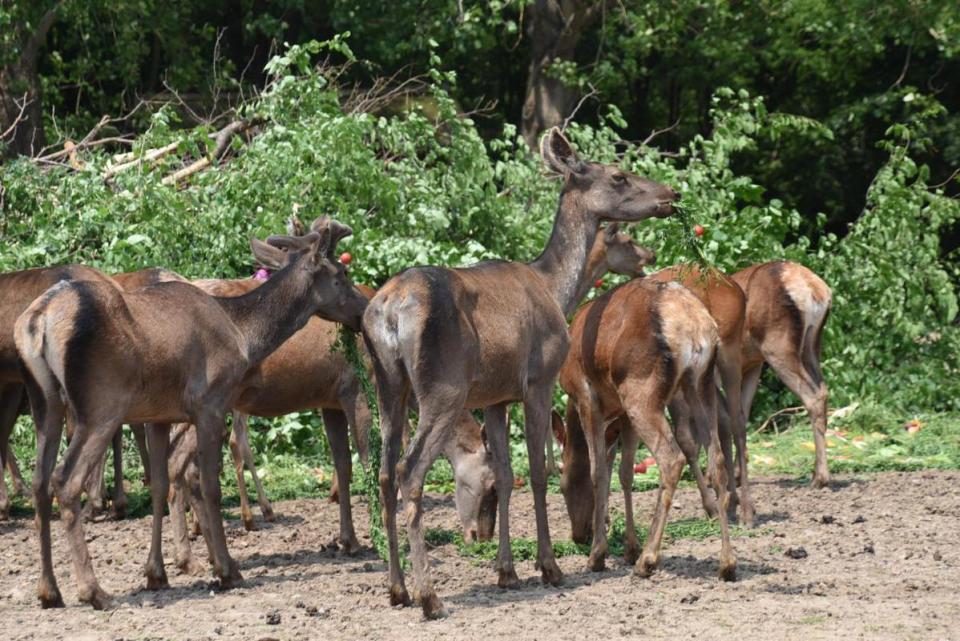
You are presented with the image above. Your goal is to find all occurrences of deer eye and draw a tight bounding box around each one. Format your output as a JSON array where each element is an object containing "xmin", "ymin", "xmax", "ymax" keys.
[{"xmin": 612, "ymin": 173, "xmax": 626, "ymax": 185}]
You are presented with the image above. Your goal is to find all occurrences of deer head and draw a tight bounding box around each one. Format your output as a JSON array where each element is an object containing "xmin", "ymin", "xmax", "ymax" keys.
[
  {"xmin": 601, "ymin": 223, "xmax": 657, "ymax": 277},
  {"xmin": 541, "ymin": 128, "xmax": 678, "ymax": 222},
  {"xmin": 251, "ymin": 222, "xmax": 367, "ymax": 331},
  {"xmin": 551, "ymin": 410, "xmax": 595, "ymax": 543}
]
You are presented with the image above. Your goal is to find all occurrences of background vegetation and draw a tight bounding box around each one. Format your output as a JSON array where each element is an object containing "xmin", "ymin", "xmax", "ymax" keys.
[{"xmin": 2, "ymin": 1, "xmax": 958, "ymax": 504}]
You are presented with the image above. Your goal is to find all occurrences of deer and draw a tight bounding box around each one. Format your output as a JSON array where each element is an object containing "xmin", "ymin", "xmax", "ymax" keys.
[
  {"xmin": 730, "ymin": 260, "xmax": 832, "ymax": 488},
  {"xmin": 361, "ymin": 127, "xmax": 678, "ymax": 619},
  {"xmin": 14, "ymin": 217, "xmax": 366, "ymax": 610},
  {"xmin": 647, "ymin": 265, "xmax": 755, "ymax": 525},
  {"xmin": 554, "ymin": 277, "xmax": 737, "ymax": 580},
  {"xmin": 0, "ymin": 265, "xmax": 119, "ymax": 520}
]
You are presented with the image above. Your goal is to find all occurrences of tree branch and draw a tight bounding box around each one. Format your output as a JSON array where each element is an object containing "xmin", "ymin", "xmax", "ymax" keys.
[
  {"xmin": 22, "ymin": 1, "xmax": 66, "ymax": 67},
  {"xmin": 0, "ymin": 93, "xmax": 30, "ymax": 141}
]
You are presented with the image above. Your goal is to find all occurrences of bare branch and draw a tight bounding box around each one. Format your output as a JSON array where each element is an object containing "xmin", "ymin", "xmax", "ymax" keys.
[
  {"xmin": 0, "ymin": 93, "xmax": 30, "ymax": 141},
  {"xmin": 561, "ymin": 83, "xmax": 598, "ymax": 131},
  {"xmin": 160, "ymin": 118, "xmax": 260, "ymax": 186},
  {"xmin": 22, "ymin": 1, "xmax": 66, "ymax": 66},
  {"xmin": 640, "ymin": 117, "xmax": 681, "ymax": 147}
]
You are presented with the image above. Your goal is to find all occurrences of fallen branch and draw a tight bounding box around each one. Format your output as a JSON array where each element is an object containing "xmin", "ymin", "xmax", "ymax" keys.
[
  {"xmin": 754, "ymin": 406, "xmax": 805, "ymax": 434},
  {"xmin": 160, "ymin": 118, "xmax": 258, "ymax": 186},
  {"xmin": 104, "ymin": 141, "xmax": 181, "ymax": 178}
]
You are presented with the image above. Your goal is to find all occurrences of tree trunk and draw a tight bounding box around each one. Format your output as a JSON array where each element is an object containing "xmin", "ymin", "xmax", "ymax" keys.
[
  {"xmin": 521, "ymin": 0, "xmax": 606, "ymax": 149},
  {"xmin": 0, "ymin": 3, "xmax": 64, "ymax": 157}
]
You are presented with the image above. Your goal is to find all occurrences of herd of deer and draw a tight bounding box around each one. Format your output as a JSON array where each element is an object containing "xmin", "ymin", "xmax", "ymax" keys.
[{"xmin": 0, "ymin": 128, "xmax": 831, "ymax": 620}]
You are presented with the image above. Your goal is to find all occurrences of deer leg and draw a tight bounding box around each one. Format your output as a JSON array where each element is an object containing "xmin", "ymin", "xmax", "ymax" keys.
[
  {"xmin": 524, "ymin": 385, "xmax": 563, "ymax": 587},
  {"xmin": 617, "ymin": 418, "xmax": 642, "ymax": 565},
  {"xmin": 0, "ymin": 384, "xmax": 23, "ymax": 519},
  {"xmin": 545, "ymin": 428, "xmax": 558, "ymax": 476},
  {"xmin": 670, "ymin": 401, "xmax": 719, "ymax": 519},
  {"xmin": 131, "ymin": 423, "xmax": 150, "ymax": 486},
  {"xmin": 321, "ymin": 408, "xmax": 360, "ymax": 554},
  {"xmin": 483, "ymin": 402, "xmax": 518, "ymax": 588},
  {"xmin": 82, "ymin": 446, "xmax": 108, "ymax": 521},
  {"xmin": 195, "ymin": 414, "xmax": 242, "ymax": 589},
  {"xmin": 52, "ymin": 419, "xmax": 118, "ymax": 609},
  {"xmin": 140, "ymin": 422, "xmax": 170, "ymax": 590},
  {"xmin": 581, "ymin": 401, "xmax": 610, "ymax": 572},
  {"xmin": 399, "ymin": 404, "xmax": 460, "ymax": 620},
  {"xmin": 27, "ymin": 381, "xmax": 66, "ymax": 608},
  {"xmin": 718, "ymin": 346, "xmax": 754, "ymax": 526},
  {"xmin": 234, "ymin": 413, "xmax": 274, "ymax": 523},
  {"xmin": 110, "ymin": 426, "xmax": 127, "ymax": 519},
  {"xmin": 738, "ymin": 364, "xmax": 763, "ymax": 435},
  {"xmin": 764, "ymin": 347, "xmax": 830, "ymax": 488},
  {"xmin": 691, "ymin": 376, "xmax": 736, "ymax": 581},
  {"xmin": 377, "ymin": 391, "xmax": 410, "ymax": 607},
  {"xmin": 624, "ymin": 399, "xmax": 685, "ymax": 578},
  {"xmin": 227, "ymin": 414, "xmax": 256, "ymax": 531}
]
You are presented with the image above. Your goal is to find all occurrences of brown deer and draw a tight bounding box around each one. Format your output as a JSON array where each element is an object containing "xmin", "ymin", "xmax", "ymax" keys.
[
  {"xmin": 0, "ymin": 265, "xmax": 118, "ymax": 520},
  {"xmin": 554, "ymin": 278, "xmax": 736, "ymax": 580},
  {"xmin": 545, "ymin": 224, "xmax": 656, "ymax": 475},
  {"xmin": 15, "ymin": 219, "xmax": 365, "ymax": 610},
  {"xmin": 362, "ymin": 128, "xmax": 678, "ymax": 619},
  {"xmin": 647, "ymin": 265, "xmax": 755, "ymax": 525},
  {"xmin": 730, "ymin": 261, "xmax": 831, "ymax": 487}
]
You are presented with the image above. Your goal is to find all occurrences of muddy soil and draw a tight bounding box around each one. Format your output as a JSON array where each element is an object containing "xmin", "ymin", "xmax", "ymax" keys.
[{"xmin": 1, "ymin": 470, "xmax": 958, "ymax": 641}]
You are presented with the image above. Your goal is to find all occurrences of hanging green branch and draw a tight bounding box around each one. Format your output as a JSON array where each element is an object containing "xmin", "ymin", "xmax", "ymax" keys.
[{"xmin": 333, "ymin": 325, "xmax": 389, "ymax": 562}]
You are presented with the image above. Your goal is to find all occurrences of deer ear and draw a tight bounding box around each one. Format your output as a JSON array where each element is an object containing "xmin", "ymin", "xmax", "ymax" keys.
[
  {"xmin": 286, "ymin": 215, "xmax": 307, "ymax": 237},
  {"xmin": 551, "ymin": 410, "xmax": 566, "ymax": 447},
  {"xmin": 541, "ymin": 128, "xmax": 586, "ymax": 176},
  {"xmin": 250, "ymin": 238, "xmax": 289, "ymax": 270}
]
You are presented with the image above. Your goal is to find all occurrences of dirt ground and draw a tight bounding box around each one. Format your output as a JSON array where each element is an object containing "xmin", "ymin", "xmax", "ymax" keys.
[{"xmin": 1, "ymin": 470, "xmax": 958, "ymax": 641}]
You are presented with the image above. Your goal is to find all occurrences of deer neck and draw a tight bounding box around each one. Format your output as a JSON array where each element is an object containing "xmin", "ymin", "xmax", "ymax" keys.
[
  {"xmin": 215, "ymin": 262, "xmax": 317, "ymax": 366},
  {"xmin": 531, "ymin": 189, "xmax": 598, "ymax": 316}
]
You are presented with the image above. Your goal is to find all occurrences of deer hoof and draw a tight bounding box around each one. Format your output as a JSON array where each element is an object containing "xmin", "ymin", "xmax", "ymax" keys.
[
  {"xmin": 111, "ymin": 503, "xmax": 128, "ymax": 521},
  {"xmin": 242, "ymin": 517, "xmax": 258, "ymax": 532},
  {"xmin": 38, "ymin": 586, "xmax": 65, "ymax": 609},
  {"xmin": 176, "ymin": 556, "xmax": 207, "ymax": 576},
  {"xmin": 497, "ymin": 567, "xmax": 520, "ymax": 589},
  {"xmin": 262, "ymin": 507, "xmax": 277, "ymax": 522},
  {"xmin": 389, "ymin": 584, "xmax": 412, "ymax": 607},
  {"xmin": 421, "ymin": 593, "xmax": 449, "ymax": 620},
  {"xmin": 540, "ymin": 559, "xmax": 564, "ymax": 587},
  {"xmin": 587, "ymin": 551, "xmax": 606, "ymax": 572},
  {"xmin": 338, "ymin": 536, "xmax": 362, "ymax": 556},
  {"xmin": 218, "ymin": 566, "xmax": 244, "ymax": 590},
  {"xmin": 81, "ymin": 586, "xmax": 113, "ymax": 611},
  {"xmin": 623, "ymin": 543, "xmax": 641, "ymax": 566},
  {"xmin": 718, "ymin": 560, "xmax": 737, "ymax": 582},
  {"xmin": 811, "ymin": 474, "xmax": 830, "ymax": 490},
  {"xmin": 145, "ymin": 568, "xmax": 169, "ymax": 591},
  {"xmin": 635, "ymin": 555, "xmax": 658, "ymax": 578}
]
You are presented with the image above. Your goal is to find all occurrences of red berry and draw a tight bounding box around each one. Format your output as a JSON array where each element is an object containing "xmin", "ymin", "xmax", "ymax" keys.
[
  {"xmin": 693, "ymin": 225, "xmax": 705, "ymax": 237},
  {"xmin": 633, "ymin": 463, "xmax": 647, "ymax": 474},
  {"xmin": 339, "ymin": 252, "xmax": 352, "ymax": 265},
  {"xmin": 594, "ymin": 279, "xmax": 603, "ymax": 288}
]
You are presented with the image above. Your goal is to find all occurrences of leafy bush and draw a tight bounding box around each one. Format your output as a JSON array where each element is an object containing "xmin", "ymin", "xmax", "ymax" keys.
[{"xmin": 2, "ymin": 39, "xmax": 958, "ymax": 466}]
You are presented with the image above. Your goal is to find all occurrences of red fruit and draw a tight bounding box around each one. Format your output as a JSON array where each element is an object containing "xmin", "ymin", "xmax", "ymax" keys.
[
  {"xmin": 642, "ymin": 456, "xmax": 657, "ymax": 467},
  {"xmin": 339, "ymin": 252, "xmax": 352, "ymax": 265},
  {"xmin": 633, "ymin": 463, "xmax": 647, "ymax": 474},
  {"xmin": 693, "ymin": 225, "xmax": 705, "ymax": 237},
  {"xmin": 513, "ymin": 477, "xmax": 526, "ymax": 489},
  {"xmin": 594, "ymin": 279, "xmax": 604, "ymax": 288}
]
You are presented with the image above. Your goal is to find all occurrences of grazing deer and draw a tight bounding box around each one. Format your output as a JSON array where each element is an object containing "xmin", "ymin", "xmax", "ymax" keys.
[
  {"xmin": 0, "ymin": 265, "xmax": 117, "ymax": 520},
  {"xmin": 647, "ymin": 265, "xmax": 755, "ymax": 525},
  {"xmin": 362, "ymin": 128, "xmax": 678, "ymax": 619},
  {"xmin": 15, "ymin": 219, "xmax": 365, "ymax": 610},
  {"xmin": 555, "ymin": 278, "xmax": 736, "ymax": 580},
  {"xmin": 730, "ymin": 261, "xmax": 831, "ymax": 487}
]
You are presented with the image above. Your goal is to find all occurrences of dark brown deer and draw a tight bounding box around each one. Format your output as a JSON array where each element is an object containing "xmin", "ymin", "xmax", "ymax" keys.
[
  {"xmin": 555, "ymin": 278, "xmax": 736, "ymax": 579},
  {"xmin": 647, "ymin": 265, "xmax": 754, "ymax": 525},
  {"xmin": 362, "ymin": 128, "xmax": 678, "ymax": 619},
  {"xmin": 0, "ymin": 265, "xmax": 117, "ymax": 520},
  {"xmin": 730, "ymin": 261, "xmax": 832, "ymax": 487},
  {"xmin": 15, "ymin": 219, "xmax": 365, "ymax": 610}
]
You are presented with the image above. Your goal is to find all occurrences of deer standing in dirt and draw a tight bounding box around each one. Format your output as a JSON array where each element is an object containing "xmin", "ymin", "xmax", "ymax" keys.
[
  {"xmin": 362, "ymin": 128, "xmax": 678, "ymax": 619},
  {"xmin": 647, "ymin": 265, "xmax": 754, "ymax": 525},
  {"xmin": 0, "ymin": 265, "xmax": 119, "ymax": 520},
  {"xmin": 555, "ymin": 278, "xmax": 736, "ymax": 579},
  {"xmin": 730, "ymin": 261, "xmax": 832, "ymax": 487},
  {"xmin": 15, "ymin": 219, "xmax": 365, "ymax": 610}
]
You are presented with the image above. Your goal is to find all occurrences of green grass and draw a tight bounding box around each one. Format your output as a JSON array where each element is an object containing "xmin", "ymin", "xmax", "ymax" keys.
[{"xmin": 424, "ymin": 513, "xmax": 768, "ymax": 564}]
